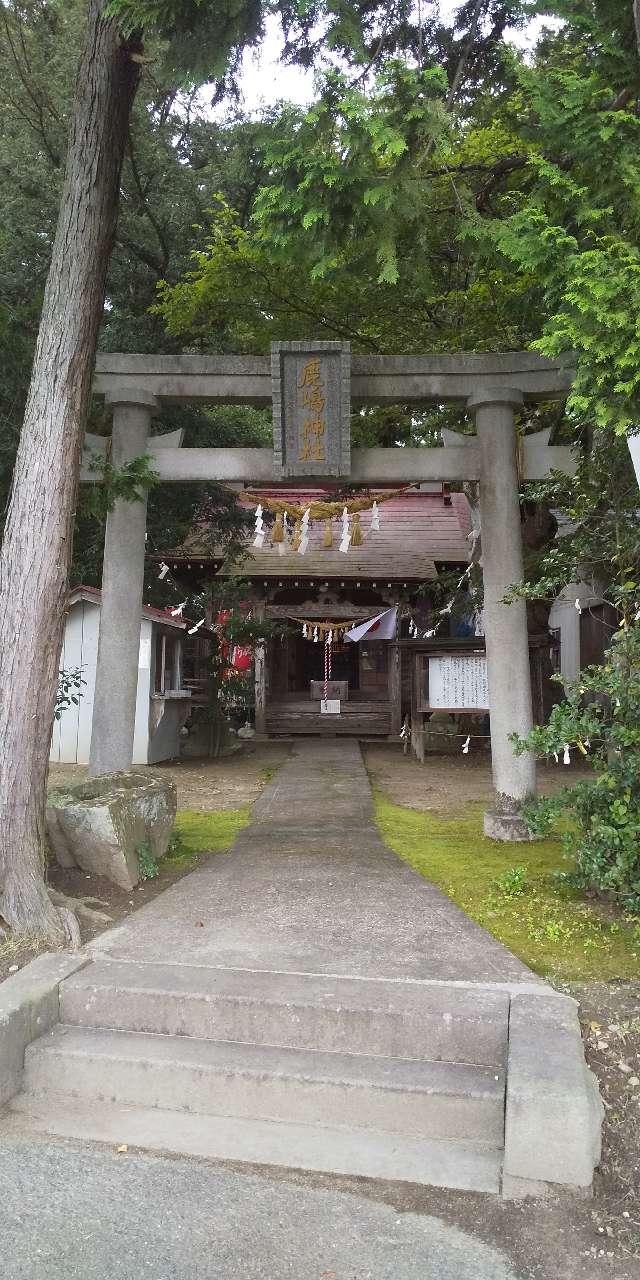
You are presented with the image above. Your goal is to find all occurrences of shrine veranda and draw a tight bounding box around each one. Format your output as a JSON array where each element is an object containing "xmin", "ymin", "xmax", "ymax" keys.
[{"xmin": 85, "ymin": 344, "xmax": 576, "ymax": 840}]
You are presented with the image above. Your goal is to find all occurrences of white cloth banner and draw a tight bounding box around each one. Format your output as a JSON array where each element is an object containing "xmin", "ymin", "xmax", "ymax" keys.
[{"xmin": 345, "ymin": 607, "xmax": 398, "ymax": 643}]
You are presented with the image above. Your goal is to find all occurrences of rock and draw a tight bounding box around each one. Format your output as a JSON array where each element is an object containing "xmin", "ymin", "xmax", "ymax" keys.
[{"xmin": 46, "ymin": 772, "xmax": 177, "ymax": 891}]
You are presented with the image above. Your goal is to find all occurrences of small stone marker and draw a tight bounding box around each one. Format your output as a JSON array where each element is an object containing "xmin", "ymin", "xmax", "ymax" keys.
[{"xmin": 271, "ymin": 340, "xmax": 351, "ymax": 478}]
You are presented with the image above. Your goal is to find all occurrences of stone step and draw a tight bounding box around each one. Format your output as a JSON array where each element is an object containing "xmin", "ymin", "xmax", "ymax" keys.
[
  {"xmin": 23, "ymin": 1025, "xmax": 505, "ymax": 1146},
  {"xmin": 60, "ymin": 962, "xmax": 509, "ymax": 1067},
  {"xmin": 7, "ymin": 1095, "xmax": 502, "ymax": 1195}
]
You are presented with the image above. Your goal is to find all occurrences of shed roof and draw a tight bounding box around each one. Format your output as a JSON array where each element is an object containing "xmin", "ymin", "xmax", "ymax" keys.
[
  {"xmin": 163, "ymin": 488, "xmax": 471, "ymax": 583},
  {"xmin": 68, "ymin": 585, "xmax": 188, "ymax": 630}
]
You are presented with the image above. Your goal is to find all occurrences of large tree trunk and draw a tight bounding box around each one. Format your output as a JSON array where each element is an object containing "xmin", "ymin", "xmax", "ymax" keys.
[{"xmin": 0, "ymin": 2, "xmax": 141, "ymax": 941}]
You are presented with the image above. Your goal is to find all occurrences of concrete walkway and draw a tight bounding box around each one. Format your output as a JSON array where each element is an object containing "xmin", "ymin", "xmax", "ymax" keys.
[
  {"xmin": 92, "ymin": 740, "xmax": 540, "ymax": 984},
  {"xmin": 6, "ymin": 739, "xmax": 601, "ymax": 1208},
  {"xmin": 0, "ymin": 1139, "xmax": 522, "ymax": 1280}
]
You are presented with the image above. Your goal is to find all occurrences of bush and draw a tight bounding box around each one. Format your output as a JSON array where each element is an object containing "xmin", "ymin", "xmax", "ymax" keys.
[{"xmin": 512, "ymin": 622, "xmax": 640, "ymax": 912}]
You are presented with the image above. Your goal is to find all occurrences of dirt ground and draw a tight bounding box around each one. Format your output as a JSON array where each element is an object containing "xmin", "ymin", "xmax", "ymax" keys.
[
  {"xmin": 4, "ymin": 741, "xmax": 639, "ymax": 1272},
  {"xmin": 47, "ymin": 741, "xmax": 291, "ymax": 811},
  {"xmin": 362, "ymin": 741, "xmax": 593, "ymax": 814}
]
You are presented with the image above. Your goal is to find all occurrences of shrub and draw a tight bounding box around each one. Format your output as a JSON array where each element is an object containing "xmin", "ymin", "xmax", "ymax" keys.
[{"xmin": 512, "ymin": 622, "xmax": 640, "ymax": 912}]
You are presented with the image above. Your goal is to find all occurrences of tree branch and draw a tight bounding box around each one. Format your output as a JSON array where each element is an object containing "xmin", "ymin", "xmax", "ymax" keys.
[{"xmin": 125, "ymin": 128, "xmax": 171, "ymax": 274}]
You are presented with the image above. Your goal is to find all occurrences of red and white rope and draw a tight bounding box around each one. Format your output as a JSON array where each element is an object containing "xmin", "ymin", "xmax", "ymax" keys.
[{"xmin": 323, "ymin": 626, "xmax": 333, "ymax": 701}]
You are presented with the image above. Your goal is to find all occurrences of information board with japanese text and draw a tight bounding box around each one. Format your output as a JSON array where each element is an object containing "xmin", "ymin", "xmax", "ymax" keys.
[{"xmin": 427, "ymin": 654, "xmax": 489, "ymax": 710}]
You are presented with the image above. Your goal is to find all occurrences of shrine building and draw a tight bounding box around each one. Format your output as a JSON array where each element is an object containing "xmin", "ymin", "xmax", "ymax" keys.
[{"xmin": 160, "ymin": 484, "xmax": 555, "ymax": 744}]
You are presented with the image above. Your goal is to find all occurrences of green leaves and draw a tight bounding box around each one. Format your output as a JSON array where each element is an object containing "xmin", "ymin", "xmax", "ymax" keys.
[
  {"xmin": 468, "ymin": 6, "xmax": 640, "ymax": 438},
  {"xmin": 86, "ymin": 453, "xmax": 160, "ymax": 521},
  {"xmin": 250, "ymin": 62, "xmax": 450, "ymax": 285},
  {"xmin": 106, "ymin": 0, "xmax": 264, "ymax": 82},
  {"xmin": 513, "ymin": 623, "xmax": 640, "ymax": 911}
]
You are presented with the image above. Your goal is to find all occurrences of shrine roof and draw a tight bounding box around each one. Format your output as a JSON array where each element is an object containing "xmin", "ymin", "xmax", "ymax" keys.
[{"xmin": 161, "ymin": 488, "xmax": 472, "ymax": 582}]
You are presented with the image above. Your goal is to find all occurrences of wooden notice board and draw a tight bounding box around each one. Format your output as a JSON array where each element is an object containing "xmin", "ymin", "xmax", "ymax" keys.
[{"xmin": 416, "ymin": 651, "xmax": 489, "ymax": 713}]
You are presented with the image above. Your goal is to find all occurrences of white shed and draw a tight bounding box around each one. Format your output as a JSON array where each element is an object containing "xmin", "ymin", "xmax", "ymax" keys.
[{"xmin": 50, "ymin": 587, "xmax": 192, "ymax": 765}]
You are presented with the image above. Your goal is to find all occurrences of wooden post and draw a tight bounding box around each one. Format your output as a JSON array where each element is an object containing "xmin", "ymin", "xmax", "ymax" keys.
[
  {"xmin": 388, "ymin": 641, "xmax": 402, "ymax": 738},
  {"xmin": 411, "ymin": 654, "xmax": 425, "ymax": 762},
  {"xmin": 254, "ymin": 601, "xmax": 267, "ymax": 737},
  {"xmin": 254, "ymin": 641, "xmax": 267, "ymax": 736}
]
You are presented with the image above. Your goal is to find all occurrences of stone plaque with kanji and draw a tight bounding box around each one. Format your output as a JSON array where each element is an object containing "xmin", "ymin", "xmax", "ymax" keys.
[{"xmin": 271, "ymin": 340, "xmax": 351, "ymax": 477}]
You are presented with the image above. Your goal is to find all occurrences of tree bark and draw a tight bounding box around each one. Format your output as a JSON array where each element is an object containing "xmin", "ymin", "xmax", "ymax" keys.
[{"xmin": 0, "ymin": 1, "xmax": 141, "ymax": 941}]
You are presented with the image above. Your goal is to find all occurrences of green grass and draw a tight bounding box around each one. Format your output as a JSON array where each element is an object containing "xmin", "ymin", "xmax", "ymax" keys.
[
  {"xmin": 374, "ymin": 793, "xmax": 640, "ymax": 982},
  {"xmin": 167, "ymin": 808, "xmax": 251, "ymax": 869},
  {"xmin": 259, "ymin": 766, "xmax": 278, "ymax": 783}
]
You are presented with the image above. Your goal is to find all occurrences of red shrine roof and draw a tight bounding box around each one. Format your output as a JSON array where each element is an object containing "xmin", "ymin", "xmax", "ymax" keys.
[{"xmin": 164, "ymin": 487, "xmax": 472, "ymax": 583}]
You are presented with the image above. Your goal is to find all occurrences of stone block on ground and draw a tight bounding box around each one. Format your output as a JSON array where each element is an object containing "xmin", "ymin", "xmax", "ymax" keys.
[
  {"xmin": 46, "ymin": 771, "xmax": 176, "ymax": 890},
  {"xmin": 503, "ymin": 991, "xmax": 603, "ymax": 1194}
]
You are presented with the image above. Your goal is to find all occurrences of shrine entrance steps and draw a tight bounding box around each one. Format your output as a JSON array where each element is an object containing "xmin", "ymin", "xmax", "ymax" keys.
[{"xmin": 6, "ymin": 741, "xmax": 601, "ymax": 1197}]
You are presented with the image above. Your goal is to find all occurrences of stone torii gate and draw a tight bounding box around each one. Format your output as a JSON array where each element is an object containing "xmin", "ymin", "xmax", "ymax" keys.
[{"xmin": 85, "ymin": 345, "xmax": 575, "ymax": 840}]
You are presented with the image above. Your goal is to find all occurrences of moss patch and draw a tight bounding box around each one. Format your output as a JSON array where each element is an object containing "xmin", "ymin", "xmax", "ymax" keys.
[
  {"xmin": 168, "ymin": 807, "xmax": 251, "ymax": 868},
  {"xmin": 374, "ymin": 793, "xmax": 640, "ymax": 982}
]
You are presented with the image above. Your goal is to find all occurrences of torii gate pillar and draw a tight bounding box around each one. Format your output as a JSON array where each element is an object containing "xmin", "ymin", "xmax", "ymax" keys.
[
  {"xmin": 88, "ymin": 387, "xmax": 158, "ymax": 777},
  {"xmin": 469, "ymin": 387, "xmax": 536, "ymax": 839}
]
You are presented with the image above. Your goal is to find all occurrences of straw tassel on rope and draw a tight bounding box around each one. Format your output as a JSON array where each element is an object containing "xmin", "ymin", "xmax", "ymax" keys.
[{"xmin": 350, "ymin": 512, "xmax": 363, "ymax": 547}]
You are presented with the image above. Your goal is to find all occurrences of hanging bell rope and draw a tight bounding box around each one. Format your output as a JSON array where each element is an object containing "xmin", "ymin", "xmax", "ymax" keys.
[{"xmin": 323, "ymin": 629, "xmax": 332, "ymax": 702}]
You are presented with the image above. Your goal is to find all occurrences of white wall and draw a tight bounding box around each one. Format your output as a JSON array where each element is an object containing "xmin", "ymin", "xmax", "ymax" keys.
[
  {"xmin": 133, "ymin": 618, "xmax": 152, "ymax": 764},
  {"xmin": 50, "ymin": 601, "xmax": 98, "ymax": 765},
  {"xmin": 51, "ymin": 601, "xmax": 152, "ymax": 766},
  {"xmin": 549, "ymin": 580, "xmax": 602, "ymax": 685}
]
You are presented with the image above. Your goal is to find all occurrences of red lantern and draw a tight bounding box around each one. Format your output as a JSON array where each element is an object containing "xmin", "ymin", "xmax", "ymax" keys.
[{"xmin": 231, "ymin": 645, "xmax": 252, "ymax": 672}]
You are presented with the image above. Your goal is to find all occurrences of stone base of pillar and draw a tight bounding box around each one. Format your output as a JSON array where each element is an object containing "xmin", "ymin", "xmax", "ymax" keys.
[{"xmin": 483, "ymin": 809, "xmax": 534, "ymax": 842}]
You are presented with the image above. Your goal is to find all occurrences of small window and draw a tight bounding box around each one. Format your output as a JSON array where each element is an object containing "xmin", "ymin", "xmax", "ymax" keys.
[{"xmin": 154, "ymin": 632, "xmax": 181, "ymax": 694}]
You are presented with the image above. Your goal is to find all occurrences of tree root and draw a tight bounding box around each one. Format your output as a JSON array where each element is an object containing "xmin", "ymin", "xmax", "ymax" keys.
[
  {"xmin": 0, "ymin": 891, "xmax": 112, "ymax": 953},
  {"xmin": 56, "ymin": 905, "xmax": 82, "ymax": 950},
  {"xmin": 48, "ymin": 888, "xmax": 113, "ymax": 929}
]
